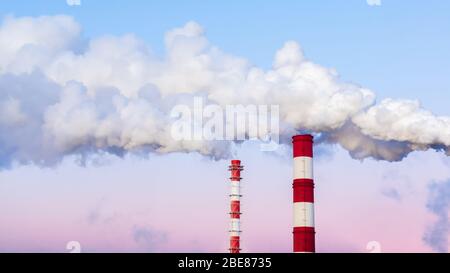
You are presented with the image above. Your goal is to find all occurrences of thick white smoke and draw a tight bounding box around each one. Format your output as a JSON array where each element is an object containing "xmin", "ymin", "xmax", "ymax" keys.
[{"xmin": 0, "ymin": 15, "xmax": 449, "ymax": 167}]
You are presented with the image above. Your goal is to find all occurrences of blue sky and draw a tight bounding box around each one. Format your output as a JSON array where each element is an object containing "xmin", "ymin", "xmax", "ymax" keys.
[
  {"xmin": 1, "ymin": 0, "xmax": 449, "ymax": 113},
  {"xmin": 1, "ymin": 0, "xmax": 450, "ymax": 253}
]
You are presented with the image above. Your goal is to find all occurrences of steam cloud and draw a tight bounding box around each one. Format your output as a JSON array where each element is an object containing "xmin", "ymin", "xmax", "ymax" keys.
[
  {"xmin": 423, "ymin": 180, "xmax": 450, "ymax": 253},
  {"xmin": 1, "ymin": 15, "xmax": 450, "ymax": 167}
]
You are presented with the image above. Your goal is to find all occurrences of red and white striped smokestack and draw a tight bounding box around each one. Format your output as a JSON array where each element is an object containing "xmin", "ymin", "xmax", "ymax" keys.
[
  {"xmin": 229, "ymin": 160, "xmax": 243, "ymax": 253},
  {"xmin": 292, "ymin": 135, "xmax": 316, "ymax": 253}
]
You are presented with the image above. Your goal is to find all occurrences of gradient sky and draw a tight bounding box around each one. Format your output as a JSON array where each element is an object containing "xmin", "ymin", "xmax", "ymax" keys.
[{"xmin": 0, "ymin": 0, "xmax": 450, "ymax": 253}]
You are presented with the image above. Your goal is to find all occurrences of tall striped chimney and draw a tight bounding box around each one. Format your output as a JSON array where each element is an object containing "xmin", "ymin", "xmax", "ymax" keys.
[
  {"xmin": 292, "ymin": 135, "xmax": 316, "ymax": 253},
  {"xmin": 229, "ymin": 160, "xmax": 243, "ymax": 253}
]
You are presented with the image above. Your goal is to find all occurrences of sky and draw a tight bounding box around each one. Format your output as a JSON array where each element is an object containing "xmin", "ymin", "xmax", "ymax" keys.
[{"xmin": 0, "ymin": 0, "xmax": 450, "ymax": 253}]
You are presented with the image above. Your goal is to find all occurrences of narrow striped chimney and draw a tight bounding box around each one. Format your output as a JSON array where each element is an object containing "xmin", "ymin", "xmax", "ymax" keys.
[
  {"xmin": 292, "ymin": 135, "xmax": 316, "ymax": 253},
  {"xmin": 229, "ymin": 160, "xmax": 243, "ymax": 253}
]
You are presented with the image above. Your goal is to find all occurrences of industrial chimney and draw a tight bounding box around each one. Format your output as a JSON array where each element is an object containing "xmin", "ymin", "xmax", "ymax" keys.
[
  {"xmin": 292, "ymin": 135, "xmax": 316, "ymax": 253},
  {"xmin": 229, "ymin": 160, "xmax": 243, "ymax": 253}
]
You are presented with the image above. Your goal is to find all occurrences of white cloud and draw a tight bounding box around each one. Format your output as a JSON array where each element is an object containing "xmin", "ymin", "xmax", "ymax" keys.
[
  {"xmin": 0, "ymin": 15, "xmax": 81, "ymax": 74},
  {"xmin": 0, "ymin": 15, "xmax": 449, "ymax": 167},
  {"xmin": 0, "ymin": 97, "xmax": 27, "ymax": 126}
]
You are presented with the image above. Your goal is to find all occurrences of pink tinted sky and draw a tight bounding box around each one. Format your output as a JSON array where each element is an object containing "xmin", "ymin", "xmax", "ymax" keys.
[{"xmin": 0, "ymin": 142, "xmax": 449, "ymax": 253}]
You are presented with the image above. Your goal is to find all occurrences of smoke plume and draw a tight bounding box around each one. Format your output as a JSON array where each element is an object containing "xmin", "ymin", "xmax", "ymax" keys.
[
  {"xmin": 423, "ymin": 180, "xmax": 450, "ymax": 253},
  {"xmin": 1, "ymin": 15, "xmax": 450, "ymax": 167}
]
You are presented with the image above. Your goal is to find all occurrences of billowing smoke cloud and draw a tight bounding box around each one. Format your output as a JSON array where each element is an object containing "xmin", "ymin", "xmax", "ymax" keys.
[
  {"xmin": 423, "ymin": 180, "xmax": 450, "ymax": 253},
  {"xmin": 1, "ymin": 15, "xmax": 450, "ymax": 167}
]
